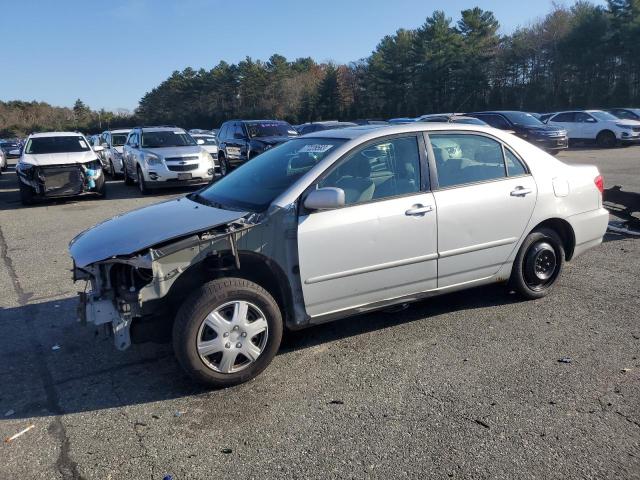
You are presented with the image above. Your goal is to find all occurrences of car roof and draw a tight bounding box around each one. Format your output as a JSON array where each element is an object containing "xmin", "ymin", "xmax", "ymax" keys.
[
  {"xmin": 301, "ymin": 122, "xmax": 504, "ymax": 140},
  {"xmin": 29, "ymin": 131, "xmax": 85, "ymax": 138},
  {"xmin": 138, "ymin": 126, "xmax": 186, "ymax": 132}
]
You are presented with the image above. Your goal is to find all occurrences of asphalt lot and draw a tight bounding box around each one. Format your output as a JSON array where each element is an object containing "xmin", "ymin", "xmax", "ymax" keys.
[{"xmin": 0, "ymin": 147, "xmax": 639, "ymax": 480}]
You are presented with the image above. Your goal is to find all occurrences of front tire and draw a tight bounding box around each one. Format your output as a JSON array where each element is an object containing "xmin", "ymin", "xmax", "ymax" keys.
[
  {"xmin": 510, "ymin": 228, "xmax": 565, "ymax": 300},
  {"xmin": 124, "ymin": 163, "xmax": 134, "ymax": 185},
  {"xmin": 596, "ymin": 130, "xmax": 616, "ymax": 148},
  {"xmin": 218, "ymin": 154, "xmax": 229, "ymax": 177},
  {"xmin": 172, "ymin": 278, "xmax": 283, "ymax": 387},
  {"xmin": 137, "ymin": 166, "xmax": 150, "ymax": 195},
  {"xmin": 18, "ymin": 180, "xmax": 35, "ymax": 205}
]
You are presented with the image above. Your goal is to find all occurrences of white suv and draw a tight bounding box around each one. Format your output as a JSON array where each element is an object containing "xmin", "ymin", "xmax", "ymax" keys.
[
  {"xmin": 122, "ymin": 126, "xmax": 216, "ymax": 195},
  {"xmin": 99, "ymin": 129, "xmax": 131, "ymax": 178},
  {"xmin": 545, "ymin": 110, "xmax": 640, "ymax": 147},
  {"xmin": 16, "ymin": 132, "xmax": 105, "ymax": 205}
]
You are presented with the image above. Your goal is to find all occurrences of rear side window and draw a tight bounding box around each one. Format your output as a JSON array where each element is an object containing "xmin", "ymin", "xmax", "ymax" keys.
[
  {"xmin": 504, "ymin": 147, "xmax": 527, "ymax": 176},
  {"xmin": 430, "ymin": 134, "xmax": 506, "ymax": 188},
  {"xmin": 551, "ymin": 112, "xmax": 575, "ymax": 122}
]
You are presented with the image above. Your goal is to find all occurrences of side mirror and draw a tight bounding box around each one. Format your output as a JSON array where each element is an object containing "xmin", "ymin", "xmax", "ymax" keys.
[
  {"xmin": 93, "ymin": 145, "xmax": 105, "ymax": 152},
  {"xmin": 587, "ymin": 118, "xmax": 597, "ymax": 123},
  {"xmin": 9, "ymin": 149, "xmax": 21, "ymax": 156},
  {"xmin": 196, "ymin": 139, "xmax": 205, "ymax": 145},
  {"xmin": 304, "ymin": 187, "xmax": 345, "ymax": 211}
]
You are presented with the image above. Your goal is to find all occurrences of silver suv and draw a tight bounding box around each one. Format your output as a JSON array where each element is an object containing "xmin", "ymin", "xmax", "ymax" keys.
[
  {"xmin": 98, "ymin": 129, "xmax": 131, "ymax": 178},
  {"xmin": 122, "ymin": 126, "xmax": 215, "ymax": 194},
  {"xmin": 69, "ymin": 123, "xmax": 608, "ymax": 387}
]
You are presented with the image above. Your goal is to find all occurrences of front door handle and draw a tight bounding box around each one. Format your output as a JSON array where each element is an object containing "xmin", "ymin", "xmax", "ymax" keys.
[
  {"xmin": 510, "ymin": 186, "xmax": 533, "ymax": 197},
  {"xmin": 405, "ymin": 204, "xmax": 433, "ymax": 216}
]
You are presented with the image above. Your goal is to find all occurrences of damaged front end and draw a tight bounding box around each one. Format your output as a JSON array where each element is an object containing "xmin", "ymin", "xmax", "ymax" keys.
[
  {"xmin": 18, "ymin": 161, "xmax": 102, "ymax": 198},
  {"xmin": 70, "ymin": 196, "xmax": 263, "ymax": 350}
]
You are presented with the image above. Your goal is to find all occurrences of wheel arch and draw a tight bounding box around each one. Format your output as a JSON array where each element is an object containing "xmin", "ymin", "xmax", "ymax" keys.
[
  {"xmin": 162, "ymin": 250, "xmax": 294, "ymax": 327},
  {"xmin": 530, "ymin": 218, "xmax": 576, "ymax": 260}
]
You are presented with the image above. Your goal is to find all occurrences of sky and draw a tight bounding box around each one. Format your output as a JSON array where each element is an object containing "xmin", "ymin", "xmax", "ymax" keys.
[{"xmin": 0, "ymin": 0, "xmax": 605, "ymax": 112}]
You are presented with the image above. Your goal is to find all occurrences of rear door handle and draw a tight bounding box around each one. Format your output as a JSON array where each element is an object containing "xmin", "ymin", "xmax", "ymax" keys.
[
  {"xmin": 405, "ymin": 204, "xmax": 433, "ymax": 216},
  {"xmin": 510, "ymin": 187, "xmax": 533, "ymax": 197}
]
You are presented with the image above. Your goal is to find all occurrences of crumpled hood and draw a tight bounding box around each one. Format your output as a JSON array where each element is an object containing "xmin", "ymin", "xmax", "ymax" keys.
[
  {"xmin": 69, "ymin": 197, "xmax": 248, "ymax": 267},
  {"xmin": 144, "ymin": 145, "xmax": 203, "ymax": 158},
  {"xmin": 21, "ymin": 150, "xmax": 100, "ymax": 167}
]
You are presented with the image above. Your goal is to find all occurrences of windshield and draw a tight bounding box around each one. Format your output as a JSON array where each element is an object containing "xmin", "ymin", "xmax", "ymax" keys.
[
  {"xmin": 141, "ymin": 131, "xmax": 196, "ymax": 148},
  {"xmin": 111, "ymin": 134, "xmax": 128, "ymax": 146},
  {"xmin": 590, "ymin": 111, "xmax": 618, "ymax": 121},
  {"xmin": 195, "ymin": 138, "xmax": 346, "ymax": 211},
  {"xmin": 194, "ymin": 136, "xmax": 217, "ymax": 145},
  {"xmin": 246, "ymin": 122, "xmax": 298, "ymax": 138},
  {"xmin": 502, "ymin": 112, "xmax": 543, "ymax": 126},
  {"xmin": 25, "ymin": 136, "xmax": 90, "ymax": 154}
]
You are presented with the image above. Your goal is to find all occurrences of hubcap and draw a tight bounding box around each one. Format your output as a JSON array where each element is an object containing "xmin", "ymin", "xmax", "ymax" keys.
[
  {"xmin": 196, "ymin": 300, "xmax": 268, "ymax": 374},
  {"xmin": 524, "ymin": 241, "xmax": 558, "ymax": 289}
]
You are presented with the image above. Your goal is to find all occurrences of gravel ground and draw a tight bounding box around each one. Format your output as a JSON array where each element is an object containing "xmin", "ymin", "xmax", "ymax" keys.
[{"xmin": 0, "ymin": 147, "xmax": 638, "ymax": 480}]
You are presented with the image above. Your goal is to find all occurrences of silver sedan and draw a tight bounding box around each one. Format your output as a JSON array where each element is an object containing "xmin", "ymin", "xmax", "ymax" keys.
[{"xmin": 69, "ymin": 123, "xmax": 609, "ymax": 387}]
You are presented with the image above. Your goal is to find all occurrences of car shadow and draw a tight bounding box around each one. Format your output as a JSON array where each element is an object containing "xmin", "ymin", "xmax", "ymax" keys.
[{"xmin": 1, "ymin": 284, "xmax": 521, "ymax": 419}]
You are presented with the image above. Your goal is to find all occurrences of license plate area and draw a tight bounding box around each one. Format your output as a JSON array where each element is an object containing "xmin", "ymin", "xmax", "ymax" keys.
[{"xmin": 177, "ymin": 173, "xmax": 192, "ymax": 180}]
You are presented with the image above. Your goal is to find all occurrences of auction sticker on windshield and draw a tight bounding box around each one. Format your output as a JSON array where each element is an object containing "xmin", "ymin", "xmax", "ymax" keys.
[{"xmin": 299, "ymin": 144, "xmax": 335, "ymax": 154}]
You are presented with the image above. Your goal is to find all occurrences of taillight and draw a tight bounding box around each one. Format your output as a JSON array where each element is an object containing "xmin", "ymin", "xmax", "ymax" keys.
[{"xmin": 594, "ymin": 175, "xmax": 604, "ymax": 194}]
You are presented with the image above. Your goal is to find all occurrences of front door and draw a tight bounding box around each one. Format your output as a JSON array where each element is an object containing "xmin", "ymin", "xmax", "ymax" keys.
[
  {"xmin": 298, "ymin": 135, "xmax": 438, "ymax": 318},
  {"xmin": 429, "ymin": 132, "xmax": 537, "ymax": 287}
]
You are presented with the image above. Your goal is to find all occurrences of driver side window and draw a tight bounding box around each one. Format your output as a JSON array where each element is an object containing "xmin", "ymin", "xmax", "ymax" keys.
[{"xmin": 318, "ymin": 136, "xmax": 421, "ymax": 206}]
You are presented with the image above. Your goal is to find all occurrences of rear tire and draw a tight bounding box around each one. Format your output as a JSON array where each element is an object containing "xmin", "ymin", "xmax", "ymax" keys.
[
  {"xmin": 18, "ymin": 180, "xmax": 35, "ymax": 205},
  {"xmin": 596, "ymin": 130, "xmax": 616, "ymax": 148},
  {"xmin": 510, "ymin": 227, "xmax": 565, "ymax": 300},
  {"xmin": 172, "ymin": 277, "xmax": 283, "ymax": 387}
]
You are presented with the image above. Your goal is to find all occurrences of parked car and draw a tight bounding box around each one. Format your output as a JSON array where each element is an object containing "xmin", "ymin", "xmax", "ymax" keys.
[
  {"xmin": 417, "ymin": 113, "xmax": 488, "ymax": 125},
  {"xmin": 122, "ymin": 126, "xmax": 216, "ymax": 195},
  {"xmin": 545, "ymin": 110, "xmax": 640, "ymax": 147},
  {"xmin": 69, "ymin": 122, "xmax": 608, "ymax": 387},
  {"xmin": 190, "ymin": 133, "xmax": 220, "ymax": 173},
  {"xmin": 16, "ymin": 132, "xmax": 106, "ymax": 205},
  {"xmin": 98, "ymin": 128, "xmax": 131, "ymax": 178},
  {"xmin": 217, "ymin": 120, "xmax": 298, "ymax": 176},
  {"xmin": 296, "ymin": 121, "xmax": 357, "ymax": 135},
  {"xmin": 1, "ymin": 140, "xmax": 22, "ymax": 158},
  {"xmin": 466, "ymin": 111, "xmax": 568, "ymax": 155},
  {"xmin": 607, "ymin": 108, "xmax": 640, "ymax": 121}
]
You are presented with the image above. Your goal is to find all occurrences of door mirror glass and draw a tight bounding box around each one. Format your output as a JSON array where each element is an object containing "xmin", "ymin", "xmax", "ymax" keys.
[{"xmin": 304, "ymin": 187, "xmax": 345, "ymax": 211}]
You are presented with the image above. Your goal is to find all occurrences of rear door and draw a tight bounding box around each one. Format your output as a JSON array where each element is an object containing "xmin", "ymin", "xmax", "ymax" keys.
[
  {"xmin": 428, "ymin": 132, "xmax": 537, "ymax": 287},
  {"xmin": 298, "ymin": 134, "xmax": 438, "ymax": 318},
  {"xmin": 548, "ymin": 112, "xmax": 579, "ymax": 139}
]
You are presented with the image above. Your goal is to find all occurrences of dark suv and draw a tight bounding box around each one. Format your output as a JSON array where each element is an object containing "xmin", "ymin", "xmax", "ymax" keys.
[
  {"xmin": 217, "ymin": 120, "xmax": 298, "ymax": 175},
  {"xmin": 467, "ymin": 111, "xmax": 569, "ymax": 155}
]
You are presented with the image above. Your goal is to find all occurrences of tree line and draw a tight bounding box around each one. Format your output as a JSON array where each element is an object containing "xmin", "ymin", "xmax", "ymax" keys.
[{"xmin": 1, "ymin": 0, "xmax": 638, "ymax": 137}]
